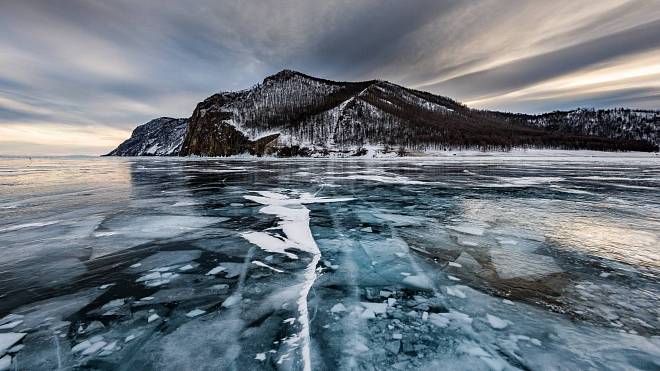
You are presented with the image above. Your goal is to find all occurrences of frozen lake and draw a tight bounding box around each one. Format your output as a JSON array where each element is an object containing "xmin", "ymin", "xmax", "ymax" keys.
[{"xmin": 1, "ymin": 155, "xmax": 659, "ymax": 370}]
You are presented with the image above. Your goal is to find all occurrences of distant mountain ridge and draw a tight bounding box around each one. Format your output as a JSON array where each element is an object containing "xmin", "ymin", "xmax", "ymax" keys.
[{"xmin": 107, "ymin": 70, "xmax": 659, "ymax": 156}]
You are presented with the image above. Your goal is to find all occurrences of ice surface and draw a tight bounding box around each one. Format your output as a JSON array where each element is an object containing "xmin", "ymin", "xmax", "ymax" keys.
[
  {"xmin": 490, "ymin": 249, "xmax": 562, "ymax": 279},
  {"xmin": 0, "ymin": 355, "xmax": 10, "ymax": 370},
  {"xmin": 447, "ymin": 224, "xmax": 485, "ymax": 236},
  {"xmin": 2, "ymin": 157, "xmax": 659, "ymax": 370}
]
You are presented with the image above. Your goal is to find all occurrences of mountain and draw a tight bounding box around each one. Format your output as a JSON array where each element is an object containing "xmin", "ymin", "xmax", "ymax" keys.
[
  {"xmin": 501, "ymin": 108, "xmax": 659, "ymax": 146},
  {"xmin": 106, "ymin": 117, "xmax": 187, "ymax": 156},
  {"xmin": 107, "ymin": 70, "xmax": 659, "ymax": 156}
]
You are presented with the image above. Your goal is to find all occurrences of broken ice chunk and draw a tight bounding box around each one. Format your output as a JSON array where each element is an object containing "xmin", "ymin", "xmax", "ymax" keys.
[
  {"xmin": 453, "ymin": 252, "xmax": 482, "ymax": 271},
  {"xmin": 402, "ymin": 275, "xmax": 433, "ymax": 289},
  {"xmin": 206, "ymin": 266, "xmax": 226, "ymax": 276},
  {"xmin": 486, "ymin": 314, "xmax": 509, "ymax": 329},
  {"xmin": 330, "ymin": 303, "xmax": 347, "ymax": 313},
  {"xmin": 379, "ymin": 290, "xmax": 393, "ymax": 298},
  {"xmin": 136, "ymin": 272, "xmax": 161, "ymax": 282},
  {"xmin": 147, "ymin": 314, "xmax": 160, "ymax": 323},
  {"xmin": 222, "ymin": 294, "xmax": 241, "ymax": 308},
  {"xmin": 503, "ymin": 299, "xmax": 514, "ymax": 305},
  {"xmin": 124, "ymin": 334, "xmax": 136, "ymax": 343},
  {"xmin": 101, "ymin": 298, "xmax": 125, "ymax": 310},
  {"xmin": 360, "ymin": 302, "xmax": 387, "ymax": 314},
  {"xmin": 360, "ymin": 309, "xmax": 376, "ymax": 319},
  {"xmin": 0, "ymin": 314, "xmax": 23, "ymax": 326},
  {"xmin": 71, "ymin": 340, "xmax": 92, "ymax": 354},
  {"xmin": 429, "ymin": 313, "xmax": 450, "ymax": 328},
  {"xmin": 7, "ymin": 344, "xmax": 24, "ymax": 353},
  {"xmin": 448, "ymin": 262, "xmax": 462, "ymax": 268},
  {"xmin": 150, "ymin": 266, "xmax": 175, "ymax": 272},
  {"xmin": 387, "ymin": 298, "xmax": 397, "ymax": 307},
  {"xmin": 446, "ymin": 286, "xmax": 466, "ymax": 299},
  {"xmin": 491, "ymin": 249, "xmax": 561, "ymax": 279},
  {"xmin": 82, "ymin": 341, "xmax": 107, "ymax": 356},
  {"xmin": 185, "ymin": 309, "xmax": 206, "ymax": 318},
  {"xmin": 102, "ymin": 341, "xmax": 118, "ymax": 352},
  {"xmin": 255, "ymin": 353, "xmax": 266, "ymax": 361},
  {"xmin": 129, "ymin": 263, "xmax": 142, "ymax": 268},
  {"xmin": 179, "ymin": 264, "xmax": 194, "ymax": 271},
  {"xmin": 0, "ymin": 333, "xmax": 26, "ymax": 354},
  {"xmin": 99, "ymin": 283, "xmax": 115, "ymax": 290},
  {"xmin": 0, "ymin": 355, "xmax": 11, "ymax": 371},
  {"xmin": 0, "ymin": 320, "xmax": 23, "ymax": 330},
  {"xmin": 447, "ymin": 225, "xmax": 485, "ymax": 236},
  {"xmin": 392, "ymin": 333, "xmax": 403, "ymax": 340}
]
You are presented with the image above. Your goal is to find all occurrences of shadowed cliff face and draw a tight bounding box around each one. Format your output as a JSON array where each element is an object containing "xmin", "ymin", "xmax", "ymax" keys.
[{"xmin": 179, "ymin": 94, "xmax": 280, "ymax": 156}]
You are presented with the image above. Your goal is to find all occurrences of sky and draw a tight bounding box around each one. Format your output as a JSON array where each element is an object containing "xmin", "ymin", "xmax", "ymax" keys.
[{"xmin": 1, "ymin": 0, "xmax": 660, "ymax": 155}]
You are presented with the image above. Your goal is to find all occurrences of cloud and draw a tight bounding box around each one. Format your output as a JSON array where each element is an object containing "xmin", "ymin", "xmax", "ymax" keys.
[{"xmin": 1, "ymin": 0, "xmax": 659, "ymax": 154}]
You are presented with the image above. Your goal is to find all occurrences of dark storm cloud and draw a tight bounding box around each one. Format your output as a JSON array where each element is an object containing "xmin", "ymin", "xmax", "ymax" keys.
[{"xmin": 1, "ymin": 0, "xmax": 659, "ymax": 154}]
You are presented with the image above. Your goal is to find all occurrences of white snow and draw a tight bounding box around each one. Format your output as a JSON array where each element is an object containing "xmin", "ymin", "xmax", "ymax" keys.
[{"xmin": 252, "ymin": 260, "xmax": 284, "ymax": 272}]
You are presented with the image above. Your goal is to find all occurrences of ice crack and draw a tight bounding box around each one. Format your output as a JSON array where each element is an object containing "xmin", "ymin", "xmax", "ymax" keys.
[{"xmin": 242, "ymin": 190, "xmax": 353, "ymax": 371}]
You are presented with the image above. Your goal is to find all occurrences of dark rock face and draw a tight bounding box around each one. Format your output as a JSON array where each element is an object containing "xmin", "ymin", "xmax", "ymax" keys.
[
  {"xmin": 179, "ymin": 95, "xmax": 280, "ymax": 156},
  {"xmin": 107, "ymin": 70, "xmax": 659, "ymax": 157},
  {"xmin": 105, "ymin": 117, "xmax": 188, "ymax": 156}
]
